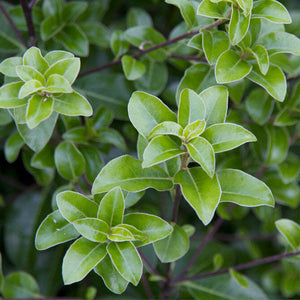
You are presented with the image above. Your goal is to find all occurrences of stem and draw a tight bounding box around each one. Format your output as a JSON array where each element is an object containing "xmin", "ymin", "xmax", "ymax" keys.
[
  {"xmin": 20, "ymin": 0, "xmax": 36, "ymax": 46},
  {"xmin": 0, "ymin": 1, "xmax": 28, "ymax": 48},
  {"xmin": 138, "ymin": 249, "xmax": 161, "ymax": 278},
  {"xmin": 79, "ymin": 18, "xmax": 226, "ymax": 78},
  {"xmin": 171, "ymin": 185, "xmax": 181, "ymax": 223},
  {"xmin": 141, "ymin": 273, "xmax": 155, "ymax": 300},
  {"xmin": 29, "ymin": 0, "xmax": 39, "ymax": 9},
  {"xmin": 173, "ymin": 250, "xmax": 300, "ymax": 283}
]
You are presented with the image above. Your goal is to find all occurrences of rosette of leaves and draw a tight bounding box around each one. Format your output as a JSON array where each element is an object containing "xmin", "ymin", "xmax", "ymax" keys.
[
  {"xmin": 35, "ymin": 187, "xmax": 173, "ymax": 294},
  {"xmin": 0, "ymin": 47, "xmax": 92, "ymax": 129}
]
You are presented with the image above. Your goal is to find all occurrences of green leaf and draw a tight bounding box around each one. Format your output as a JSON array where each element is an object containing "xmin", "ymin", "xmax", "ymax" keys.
[
  {"xmin": 4, "ymin": 131, "xmax": 24, "ymax": 163},
  {"xmin": 54, "ymin": 141, "xmax": 85, "ymax": 180},
  {"xmin": 0, "ymin": 82, "xmax": 27, "ymax": 108},
  {"xmin": 274, "ymin": 108, "xmax": 298, "ymax": 127},
  {"xmin": 107, "ymin": 241, "xmax": 142, "ymax": 285},
  {"xmin": 252, "ymin": 0, "xmax": 291, "ymax": 24},
  {"xmin": 92, "ymin": 155, "xmax": 173, "ymax": 193},
  {"xmin": 215, "ymin": 50, "xmax": 252, "ymax": 83},
  {"xmin": 202, "ymin": 123, "xmax": 256, "ymax": 153},
  {"xmin": 123, "ymin": 212, "xmax": 173, "ymax": 246},
  {"xmin": 95, "ymin": 128, "xmax": 126, "ymax": 150},
  {"xmin": 126, "ymin": 7, "xmax": 153, "ymax": 27},
  {"xmin": 247, "ymin": 63, "xmax": 286, "ymax": 102},
  {"xmin": 35, "ymin": 210, "xmax": 79, "ymax": 250},
  {"xmin": 128, "ymin": 91, "xmax": 176, "ymax": 139},
  {"xmin": 142, "ymin": 136, "xmax": 185, "ymax": 168},
  {"xmin": 202, "ymin": 30, "xmax": 230, "ymax": 65},
  {"xmin": 73, "ymin": 218, "xmax": 109, "ymax": 243},
  {"xmin": 199, "ymin": 85, "xmax": 228, "ymax": 127},
  {"xmin": 178, "ymin": 88, "xmax": 206, "ymax": 127},
  {"xmin": 197, "ymin": 0, "xmax": 228, "ymax": 19},
  {"xmin": 2, "ymin": 272, "xmax": 40, "ymax": 298},
  {"xmin": 23, "ymin": 47, "xmax": 49, "ymax": 74},
  {"xmin": 229, "ymin": 269, "xmax": 249, "ymax": 288},
  {"xmin": 110, "ymin": 30, "xmax": 130, "ymax": 58},
  {"xmin": 18, "ymin": 79, "xmax": 43, "ymax": 99},
  {"xmin": 229, "ymin": 7, "xmax": 251, "ymax": 45},
  {"xmin": 63, "ymin": 237, "xmax": 106, "ymax": 284},
  {"xmin": 26, "ymin": 94, "xmax": 53, "ymax": 129},
  {"xmin": 92, "ymin": 106, "xmax": 113, "ymax": 129},
  {"xmin": 149, "ymin": 121, "xmax": 183, "ymax": 139},
  {"xmin": 245, "ymin": 88, "xmax": 274, "ymax": 125},
  {"xmin": 265, "ymin": 126, "xmax": 289, "ymax": 166},
  {"xmin": 44, "ymin": 50, "xmax": 74, "ymax": 66},
  {"xmin": 186, "ymin": 136, "xmax": 215, "ymax": 178},
  {"xmin": 121, "ymin": 55, "xmax": 146, "ymax": 80},
  {"xmin": 45, "ymin": 58, "xmax": 80, "ymax": 85},
  {"xmin": 41, "ymin": 15, "xmax": 65, "ymax": 41},
  {"xmin": 56, "ymin": 191, "xmax": 98, "ymax": 223},
  {"xmin": 63, "ymin": 1, "xmax": 88, "ymax": 22},
  {"xmin": 109, "ymin": 226, "xmax": 135, "ymax": 242},
  {"xmin": 249, "ymin": 45, "xmax": 269, "ymax": 75},
  {"xmin": 94, "ymin": 255, "xmax": 129, "ymax": 294},
  {"xmin": 45, "ymin": 74, "xmax": 72, "ymax": 93},
  {"xmin": 0, "ymin": 253, "xmax": 3, "ymax": 291},
  {"xmin": 97, "ymin": 187, "xmax": 124, "ymax": 227},
  {"xmin": 217, "ymin": 169, "xmax": 274, "ymax": 207},
  {"xmin": 275, "ymin": 219, "xmax": 300, "ymax": 250},
  {"xmin": 0, "ymin": 57, "xmax": 22, "ymax": 77},
  {"xmin": 53, "ymin": 91, "xmax": 93, "ymax": 117},
  {"xmin": 153, "ymin": 224, "xmax": 189, "ymax": 262},
  {"xmin": 81, "ymin": 23, "xmax": 110, "ymax": 49},
  {"xmin": 117, "ymin": 224, "xmax": 147, "ymax": 241},
  {"xmin": 236, "ymin": 0, "xmax": 253, "ymax": 16},
  {"xmin": 124, "ymin": 190, "xmax": 145, "ymax": 208},
  {"xmin": 55, "ymin": 24, "xmax": 89, "ymax": 57},
  {"xmin": 183, "ymin": 120, "xmax": 206, "ymax": 141},
  {"xmin": 16, "ymin": 65, "xmax": 45, "ymax": 83},
  {"xmin": 278, "ymin": 154, "xmax": 300, "ymax": 184},
  {"xmin": 174, "ymin": 167, "xmax": 221, "ymax": 225}
]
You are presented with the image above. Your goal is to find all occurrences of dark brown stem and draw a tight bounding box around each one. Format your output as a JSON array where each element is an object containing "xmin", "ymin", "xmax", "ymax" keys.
[
  {"xmin": 173, "ymin": 250, "xmax": 300, "ymax": 283},
  {"xmin": 169, "ymin": 54, "xmax": 208, "ymax": 62},
  {"xmin": 0, "ymin": 174, "xmax": 27, "ymax": 191},
  {"xmin": 20, "ymin": 0, "xmax": 36, "ymax": 46},
  {"xmin": 0, "ymin": 1, "xmax": 28, "ymax": 48},
  {"xmin": 29, "ymin": 0, "xmax": 39, "ymax": 9},
  {"xmin": 138, "ymin": 249, "xmax": 161, "ymax": 278},
  {"xmin": 79, "ymin": 18, "xmax": 226, "ymax": 78},
  {"xmin": 141, "ymin": 273, "xmax": 155, "ymax": 300}
]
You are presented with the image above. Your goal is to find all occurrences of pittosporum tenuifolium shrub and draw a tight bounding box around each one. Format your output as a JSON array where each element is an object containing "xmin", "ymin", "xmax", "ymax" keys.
[{"xmin": 0, "ymin": 0, "xmax": 300, "ymax": 299}]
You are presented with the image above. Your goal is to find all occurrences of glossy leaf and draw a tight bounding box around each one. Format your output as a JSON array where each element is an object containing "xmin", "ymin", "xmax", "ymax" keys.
[
  {"xmin": 23, "ymin": 47, "xmax": 49, "ymax": 74},
  {"xmin": 16, "ymin": 65, "xmax": 45, "ymax": 83},
  {"xmin": 197, "ymin": 0, "xmax": 228, "ymax": 19},
  {"xmin": 275, "ymin": 219, "xmax": 300, "ymax": 250},
  {"xmin": 44, "ymin": 50, "xmax": 74, "ymax": 65},
  {"xmin": 63, "ymin": 237, "xmax": 107, "ymax": 284},
  {"xmin": 148, "ymin": 121, "xmax": 183, "ymax": 139},
  {"xmin": 35, "ymin": 210, "xmax": 79, "ymax": 250},
  {"xmin": 109, "ymin": 226, "xmax": 135, "ymax": 242},
  {"xmin": 18, "ymin": 79, "xmax": 43, "ymax": 99},
  {"xmin": 4, "ymin": 131, "xmax": 24, "ymax": 163},
  {"xmin": 95, "ymin": 128, "xmax": 126, "ymax": 150},
  {"xmin": 0, "ymin": 56, "xmax": 22, "ymax": 77},
  {"xmin": 107, "ymin": 241, "xmax": 142, "ymax": 285},
  {"xmin": 202, "ymin": 123, "xmax": 256, "ymax": 153},
  {"xmin": 45, "ymin": 74, "xmax": 72, "ymax": 93},
  {"xmin": 174, "ymin": 167, "xmax": 221, "ymax": 225},
  {"xmin": 117, "ymin": 224, "xmax": 147, "ymax": 241},
  {"xmin": 217, "ymin": 169, "xmax": 274, "ymax": 207},
  {"xmin": 183, "ymin": 120, "xmax": 206, "ymax": 140},
  {"xmin": 92, "ymin": 155, "xmax": 173, "ymax": 193},
  {"xmin": 250, "ymin": 45, "xmax": 269, "ymax": 75},
  {"xmin": 56, "ymin": 191, "xmax": 97, "ymax": 223},
  {"xmin": 0, "ymin": 82, "xmax": 27, "ymax": 108},
  {"xmin": 153, "ymin": 224, "xmax": 189, "ymax": 262},
  {"xmin": 278, "ymin": 154, "xmax": 300, "ymax": 184},
  {"xmin": 121, "ymin": 55, "xmax": 145, "ymax": 80},
  {"xmin": 236, "ymin": 0, "xmax": 253, "ymax": 16}
]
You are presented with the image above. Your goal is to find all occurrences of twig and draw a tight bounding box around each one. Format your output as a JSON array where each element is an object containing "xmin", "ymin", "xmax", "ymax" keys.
[
  {"xmin": 138, "ymin": 249, "xmax": 161, "ymax": 278},
  {"xmin": 171, "ymin": 185, "xmax": 182, "ymax": 223},
  {"xmin": 0, "ymin": 1, "xmax": 28, "ymax": 48},
  {"xmin": 20, "ymin": 0, "xmax": 36, "ymax": 46},
  {"xmin": 29, "ymin": 0, "xmax": 39, "ymax": 9},
  {"xmin": 173, "ymin": 250, "xmax": 300, "ymax": 283},
  {"xmin": 79, "ymin": 18, "xmax": 226, "ymax": 78},
  {"xmin": 141, "ymin": 273, "xmax": 155, "ymax": 300}
]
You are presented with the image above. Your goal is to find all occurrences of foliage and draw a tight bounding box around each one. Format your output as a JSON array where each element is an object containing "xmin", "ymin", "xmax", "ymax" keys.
[{"xmin": 0, "ymin": 0, "xmax": 300, "ymax": 299}]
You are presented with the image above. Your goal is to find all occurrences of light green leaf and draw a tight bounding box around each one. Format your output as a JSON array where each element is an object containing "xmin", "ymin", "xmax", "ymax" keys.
[
  {"xmin": 107, "ymin": 241, "xmax": 142, "ymax": 285},
  {"xmin": 149, "ymin": 121, "xmax": 183, "ymax": 139},
  {"xmin": 35, "ymin": 210, "xmax": 79, "ymax": 250},
  {"xmin": 230, "ymin": 269, "xmax": 249, "ymax": 288},
  {"xmin": 186, "ymin": 136, "xmax": 215, "ymax": 178},
  {"xmin": 142, "ymin": 135, "xmax": 185, "ymax": 168},
  {"xmin": 174, "ymin": 167, "xmax": 221, "ymax": 225},
  {"xmin": 45, "ymin": 74, "xmax": 72, "ymax": 93},
  {"xmin": 265, "ymin": 126, "xmax": 289, "ymax": 166},
  {"xmin": 57, "ymin": 191, "xmax": 98, "ymax": 223},
  {"xmin": 18, "ymin": 79, "xmax": 43, "ymax": 99},
  {"xmin": 123, "ymin": 212, "xmax": 173, "ymax": 247},
  {"xmin": 128, "ymin": 91, "xmax": 176, "ymax": 139},
  {"xmin": 197, "ymin": 0, "xmax": 228, "ymax": 19},
  {"xmin": 53, "ymin": 91, "xmax": 92, "ymax": 117},
  {"xmin": 4, "ymin": 131, "xmax": 24, "ymax": 163},
  {"xmin": 92, "ymin": 155, "xmax": 173, "ymax": 193},
  {"xmin": 199, "ymin": 85, "xmax": 228, "ymax": 127},
  {"xmin": 23, "ymin": 47, "xmax": 49, "ymax": 74},
  {"xmin": 153, "ymin": 224, "xmax": 189, "ymax": 262},
  {"xmin": 63, "ymin": 237, "xmax": 106, "ymax": 284},
  {"xmin": 72, "ymin": 218, "xmax": 109, "ymax": 243},
  {"xmin": 202, "ymin": 123, "xmax": 256, "ymax": 153},
  {"xmin": 0, "ymin": 57, "xmax": 22, "ymax": 77},
  {"xmin": 217, "ymin": 169, "xmax": 274, "ymax": 207},
  {"xmin": 249, "ymin": 45, "xmax": 269, "ymax": 75},
  {"xmin": 94, "ymin": 255, "xmax": 129, "ymax": 294},
  {"xmin": 26, "ymin": 94, "xmax": 53, "ymax": 129},
  {"xmin": 109, "ymin": 226, "xmax": 135, "ymax": 242},
  {"xmin": 117, "ymin": 224, "xmax": 147, "ymax": 241},
  {"xmin": 229, "ymin": 7, "xmax": 251, "ymax": 45},
  {"xmin": 278, "ymin": 154, "xmax": 300, "ymax": 184},
  {"xmin": 275, "ymin": 219, "xmax": 300, "ymax": 250},
  {"xmin": 97, "ymin": 187, "xmax": 124, "ymax": 227},
  {"xmin": 247, "ymin": 63, "xmax": 286, "ymax": 101},
  {"xmin": 2, "ymin": 272, "xmax": 40, "ymax": 298},
  {"xmin": 236, "ymin": 0, "xmax": 253, "ymax": 16},
  {"xmin": 183, "ymin": 120, "xmax": 206, "ymax": 141},
  {"xmin": 121, "ymin": 55, "xmax": 146, "ymax": 81},
  {"xmin": 0, "ymin": 82, "xmax": 27, "ymax": 108},
  {"xmin": 16, "ymin": 65, "xmax": 45, "ymax": 83},
  {"xmin": 215, "ymin": 50, "xmax": 252, "ymax": 83},
  {"xmin": 252, "ymin": 0, "xmax": 291, "ymax": 24},
  {"xmin": 54, "ymin": 141, "xmax": 85, "ymax": 180},
  {"xmin": 202, "ymin": 30, "xmax": 230, "ymax": 65},
  {"xmin": 178, "ymin": 88, "xmax": 206, "ymax": 127},
  {"xmin": 44, "ymin": 58, "xmax": 80, "ymax": 85},
  {"xmin": 44, "ymin": 50, "xmax": 74, "ymax": 65}
]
